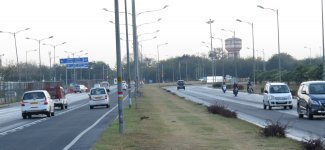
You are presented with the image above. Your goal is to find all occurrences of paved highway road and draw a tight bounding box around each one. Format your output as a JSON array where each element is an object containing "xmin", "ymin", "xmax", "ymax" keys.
[
  {"xmin": 166, "ymin": 85, "xmax": 325, "ymax": 140},
  {"xmin": 0, "ymin": 86, "xmax": 128, "ymax": 150}
]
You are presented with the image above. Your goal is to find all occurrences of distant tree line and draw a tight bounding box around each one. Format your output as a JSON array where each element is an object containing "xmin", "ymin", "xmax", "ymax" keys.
[{"xmin": 0, "ymin": 52, "xmax": 322, "ymax": 85}]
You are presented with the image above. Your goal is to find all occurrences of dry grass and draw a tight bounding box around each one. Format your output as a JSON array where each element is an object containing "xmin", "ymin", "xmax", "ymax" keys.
[{"xmin": 92, "ymin": 85, "xmax": 302, "ymax": 150}]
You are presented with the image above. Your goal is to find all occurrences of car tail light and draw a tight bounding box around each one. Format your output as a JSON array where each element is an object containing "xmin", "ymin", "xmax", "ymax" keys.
[
  {"xmin": 21, "ymin": 101, "xmax": 25, "ymax": 106},
  {"xmin": 44, "ymin": 97, "xmax": 48, "ymax": 105}
]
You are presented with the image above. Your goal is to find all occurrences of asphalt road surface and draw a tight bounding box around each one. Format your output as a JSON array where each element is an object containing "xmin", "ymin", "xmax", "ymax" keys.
[{"xmin": 0, "ymin": 86, "xmax": 128, "ymax": 150}]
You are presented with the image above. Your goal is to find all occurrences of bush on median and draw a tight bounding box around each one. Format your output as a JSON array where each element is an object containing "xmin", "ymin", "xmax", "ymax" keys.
[
  {"xmin": 302, "ymin": 137, "xmax": 325, "ymax": 150},
  {"xmin": 261, "ymin": 120, "xmax": 287, "ymax": 138},
  {"xmin": 207, "ymin": 103, "xmax": 237, "ymax": 118}
]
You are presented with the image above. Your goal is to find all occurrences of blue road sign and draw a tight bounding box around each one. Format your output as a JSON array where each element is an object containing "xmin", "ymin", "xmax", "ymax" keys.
[
  {"xmin": 66, "ymin": 63, "xmax": 89, "ymax": 69},
  {"xmin": 60, "ymin": 57, "xmax": 88, "ymax": 64}
]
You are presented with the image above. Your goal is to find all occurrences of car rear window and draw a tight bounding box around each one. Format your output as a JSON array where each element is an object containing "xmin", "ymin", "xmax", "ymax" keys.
[
  {"xmin": 177, "ymin": 81, "xmax": 184, "ymax": 85},
  {"xmin": 269, "ymin": 85, "xmax": 289, "ymax": 93},
  {"xmin": 309, "ymin": 84, "xmax": 325, "ymax": 94},
  {"xmin": 23, "ymin": 92, "xmax": 45, "ymax": 100},
  {"xmin": 90, "ymin": 88, "xmax": 106, "ymax": 95}
]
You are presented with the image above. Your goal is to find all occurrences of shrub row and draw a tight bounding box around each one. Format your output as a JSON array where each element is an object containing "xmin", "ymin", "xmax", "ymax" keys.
[
  {"xmin": 303, "ymin": 138, "xmax": 325, "ymax": 150},
  {"xmin": 207, "ymin": 103, "xmax": 237, "ymax": 118},
  {"xmin": 261, "ymin": 120, "xmax": 287, "ymax": 138}
]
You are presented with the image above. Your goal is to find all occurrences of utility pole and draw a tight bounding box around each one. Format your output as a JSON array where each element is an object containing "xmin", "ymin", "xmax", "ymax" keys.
[{"xmin": 114, "ymin": 0, "xmax": 124, "ymax": 134}]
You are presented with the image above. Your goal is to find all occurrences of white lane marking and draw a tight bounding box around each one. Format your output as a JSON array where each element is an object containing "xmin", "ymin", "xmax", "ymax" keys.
[
  {"xmin": 0, "ymin": 103, "xmax": 88, "ymax": 136},
  {"xmin": 63, "ymin": 95, "xmax": 128, "ymax": 150}
]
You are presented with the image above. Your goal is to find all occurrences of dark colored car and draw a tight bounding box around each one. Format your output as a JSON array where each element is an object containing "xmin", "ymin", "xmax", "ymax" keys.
[
  {"xmin": 177, "ymin": 80, "xmax": 185, "ymax": 90},
  {"xmin": 297, "ymin": 81, "xmax": 325, "ymax": 119}
]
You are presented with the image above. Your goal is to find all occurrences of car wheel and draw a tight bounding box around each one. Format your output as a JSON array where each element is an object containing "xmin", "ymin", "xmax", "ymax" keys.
[
  {"xmin": 106, "ymin": 104, "xmax": 109, "ymax": 108},
  {"xmin": 51, "ymin": 111, "xmax": 55, "ymax": 116},
  {"xmin": 298, "ymin": 114, "xmax": 304, "ymax": 118},
  {"xmin": 65, "ymin": 105, "xmax": 68, "ymax": 109},
  {"xmin": 61, "ymin": 105, "xmax": 64, "ymax": 110},
  {"xmin": 22, "ymin": 114, "xmax": 27, "ymax": 119},
  {"xmin": 263, "ymin": 104, "xmax": 266, "ymax": 110},
  {"xmin": 307, "ymin": 107, "xmax": 313, "ymax": 120},
  {"xmin": 284, "ymin": 106, "xmax": 287, "ymax": 109},
  {"xmin": 28, "ymin": 114, "xmax": 32, "ymax": 119},
  {"xmin": 90, "ymin": 106, "xmax": 93, "ymax": 109},
  {"xmin": 46, "ymin": 111, "xmax": 51, "ymax": 117},
  {"xmin": 289, "ymin": 105, "xmax": 293, "ymax": 109},
  {"xmin": 268, "ymin": 105, "xmax": 272, "ymax": 110}
]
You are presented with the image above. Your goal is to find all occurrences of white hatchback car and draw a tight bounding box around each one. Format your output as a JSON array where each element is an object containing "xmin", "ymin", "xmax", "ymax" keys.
[
  {"xmin": 21, "ymin": 90, "xmax": 55, "ymax": 119},
  {"xmin": 263, "ymin": 82, "xmax": 293, "ymax": 110},
  {"xmin": 89, "ymin": 87, "xmax": 110, "ymax": 109}
]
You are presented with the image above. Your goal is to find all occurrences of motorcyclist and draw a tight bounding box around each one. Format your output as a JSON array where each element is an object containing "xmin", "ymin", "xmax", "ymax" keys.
[
  {"xmin": 233, "ymin": 82, "xmax": 239, "ymax": 96},
  {"xmin": 247, "ymin": 80, "xmax": 253, "ymax": 93},
  {"xmin": 233, "ymin": 82, "xmax": 239, "ymax": 90}
]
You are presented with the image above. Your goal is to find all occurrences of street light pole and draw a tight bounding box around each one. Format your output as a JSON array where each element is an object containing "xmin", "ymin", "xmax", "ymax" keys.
[
  {"xmin": 157, "ymin": 43, "xmax": 168, "ymax": 87},
  {"xmin": 25, "ymin": 49, "xmax": 37, "ymax": 81},
  {"xmin": 304, "ymin": 46, "xmax": 312, "ymax": 64},
  {"xmin": 257, "ymin": 5, "xmax": 281, "ymax": 82},
  {"xmin": 322, "ymin": 0, "xmax": 325, "ymax": 80},
  {"xmin": 236, "ymin": 19, "xmax": 255, "ymax": 86},
  {"xmin": 26, "ymin": 36, "xmax": 54, "ymax": 81},
  {"xmin": 43, "ymin": 42, "xmax": 66, "ymax": 81},
  {"xmin": 115, "ymin": 0, "xmax": 124, "ymax": 134},
  {"xmin": 214, "ymin": 38, "xmax": 224, "ymax": 77},
  {"xmin": 132, "ymin": 0, "xmax": 140, "ymax": 95},
  {"xmin": 206, "ymin": 19, "xmax": 215, "ymax": 83},
  {"xmin": 0, "ymin": 28, "xmax": 30, "ymax": 81},
  {"xmin": 124, "ymin": 0, "xmax": 132, "ymax": 108}
]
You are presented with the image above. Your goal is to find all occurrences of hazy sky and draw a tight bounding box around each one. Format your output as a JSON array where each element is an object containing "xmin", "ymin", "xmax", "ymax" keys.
[{"xmin": 0, "ymin": 0, "xmax": 322, "ymax": 67}]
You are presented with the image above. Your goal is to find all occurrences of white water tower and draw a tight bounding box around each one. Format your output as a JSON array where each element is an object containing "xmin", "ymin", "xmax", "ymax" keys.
[{"xmin": 225, "ymin": 37, "xmax": 242, "ymax": 59}]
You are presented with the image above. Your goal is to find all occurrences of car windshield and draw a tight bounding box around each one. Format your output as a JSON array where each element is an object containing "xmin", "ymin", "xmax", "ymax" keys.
[
  {"xmin": 91, "ymin": 88, "xmax": 106, "ymax": 95},
  {"xmin": 23, "ymin": 92, "xmax": 45, "ymax": 100},
  {"xmin": 269, "ymin": 85, "xmax": 289, "ymax": 93},
  {"xmin": 177, "ymin": 81, "xmax": 184, "ymax": 85},
  {"xmin": 309, "ymin": 84, "xmax": 325, "ymax": 94}
]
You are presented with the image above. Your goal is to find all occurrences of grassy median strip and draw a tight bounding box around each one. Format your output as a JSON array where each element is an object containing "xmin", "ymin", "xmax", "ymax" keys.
[{"xmin": 92, "ymin": 85, "xmax": 303, "ymax": 150}]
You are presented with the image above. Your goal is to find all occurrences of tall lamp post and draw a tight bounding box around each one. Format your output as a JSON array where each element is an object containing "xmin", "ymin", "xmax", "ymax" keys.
[
  {"xmin": 157, "ymin": 43, "xmax": 168, "ymax": 87},
  {"xmin": 236, "ymin": 19, "xmax": 256, "ymax": 86},
  {"xmin": 221, "ymin": 29, "xmax": 237, "ymax": 80},
  {"xmin": 214, "ymin": 37, "xmax": 225, "ymax": 77},
  {"xmin": 321, "ymin": 0, "xmax": 325, "ymax": 80},
  {"xmin": 257, "ymin": 5, "xmax": 281, "ymax": 82},
  {"xmin": 206, "ymin": 19, "xmax": 215, "ymax": 83},
  {"xmin": 26, "ymin": 36, "xmax": 54, "ymax": 81},
  {"xmin": 304, "ymin": 46, "xmax": 312, "ymax": 64},
  {"xmin": 25, "ymin": 49, "xmax": 37, "ymax": 81},
  {"xmin": 43, "ymin": 42, "xmax": 66, "ymax": 81},
  {"xmin": 0, "ymin": 28, "xmax": 30, "ymax": 81}
]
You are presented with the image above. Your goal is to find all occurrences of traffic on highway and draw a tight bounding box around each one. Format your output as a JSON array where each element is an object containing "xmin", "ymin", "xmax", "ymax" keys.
[{"xmin": 0, "ymin": 85, "xmax": 130, "ymax": 150}]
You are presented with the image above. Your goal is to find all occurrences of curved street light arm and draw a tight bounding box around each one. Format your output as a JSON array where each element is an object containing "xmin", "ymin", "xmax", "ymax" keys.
[{"xmin": 137, "ymin": 5, "xmax": 168, "ymax": 16}]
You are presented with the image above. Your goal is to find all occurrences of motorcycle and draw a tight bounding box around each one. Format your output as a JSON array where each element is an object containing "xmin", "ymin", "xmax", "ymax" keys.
[
  {"xmin": 222, "ymin": 85, "xmax": 226, "ymax": 93},
  {"xmin": 247, "ymin": 85, "xmax": 254, "ymax": 94},
  {"xmin": 233, "ymin": 87, "xmax": 238, "ymax": 96}
]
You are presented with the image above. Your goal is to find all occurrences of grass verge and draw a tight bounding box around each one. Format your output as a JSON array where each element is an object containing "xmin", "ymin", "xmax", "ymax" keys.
[{"xmin": 92, "ymin": 85, "xmax": 303, "ymax": 150}]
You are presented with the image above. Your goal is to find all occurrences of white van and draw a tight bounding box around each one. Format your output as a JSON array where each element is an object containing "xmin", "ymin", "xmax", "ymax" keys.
[
  {"xmin": 263, "ymin": 82, "xmax": 293, "ymax": 110},
  {"xmin": 21, "ymin": 90, "xmax": 55, "ymax": 119}
]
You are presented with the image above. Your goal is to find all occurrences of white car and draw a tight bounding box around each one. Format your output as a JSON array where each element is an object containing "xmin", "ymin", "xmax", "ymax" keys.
[
  {"xmin": 89, "ymin": 87, "xmax": 110, "ymax": 109},
  {"xmin": 263, "ymin": 82, "xmax": 293, "ymax": 110},
  {"xmin": 21, "ymin": 90, "xmax": 55, "ymax": 119}
]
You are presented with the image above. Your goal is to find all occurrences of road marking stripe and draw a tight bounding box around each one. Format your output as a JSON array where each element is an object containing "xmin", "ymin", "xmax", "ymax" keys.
[{"xmin": 63, "ymin": 95, "xmax": 128, "ymax": 150}]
